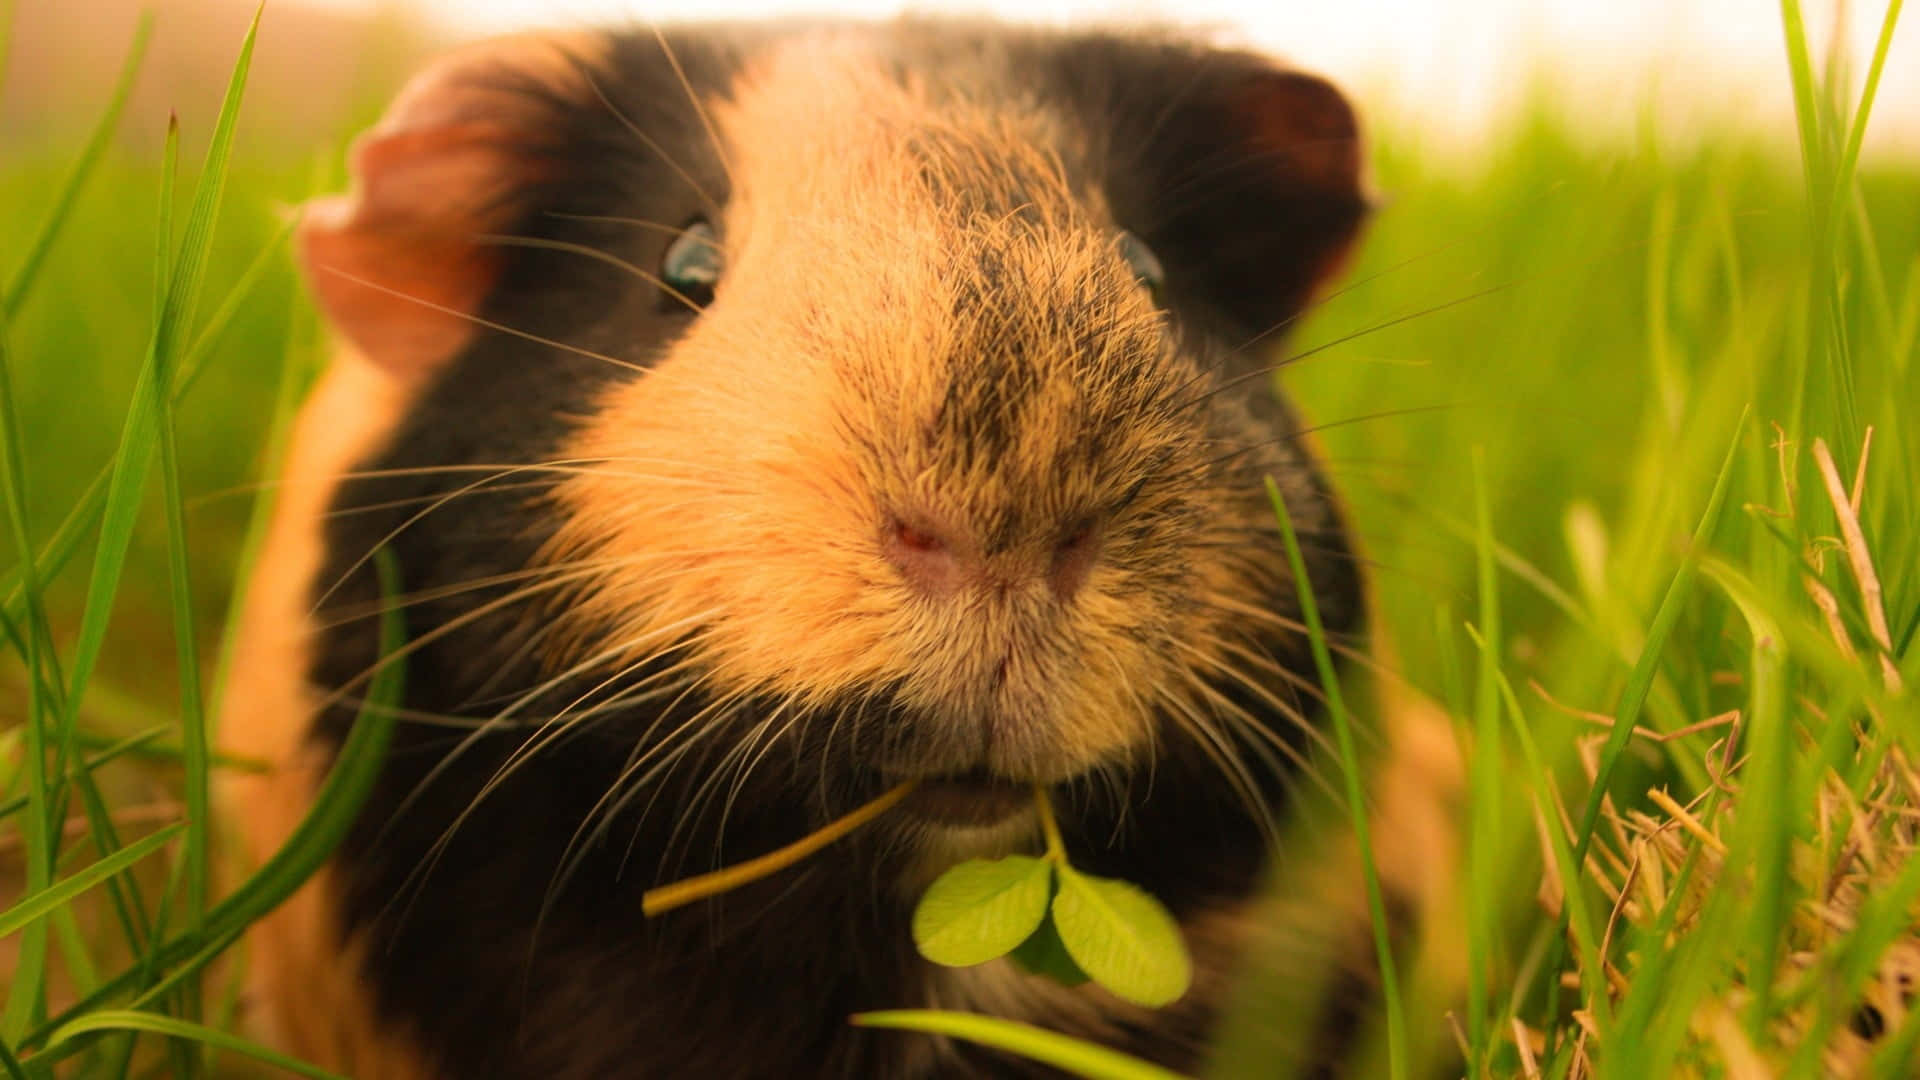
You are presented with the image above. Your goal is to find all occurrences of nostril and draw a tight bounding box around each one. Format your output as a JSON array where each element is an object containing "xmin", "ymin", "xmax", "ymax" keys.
[
  {"xmin": 884, "ymin": 517, "xmax": 962, "ymax": 594},
  {"xmin": 894, "ymin": 521, "xmax": 946, "ymax": 554}
]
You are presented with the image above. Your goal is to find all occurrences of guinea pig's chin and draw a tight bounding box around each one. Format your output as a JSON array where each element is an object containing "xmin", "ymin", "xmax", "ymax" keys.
[{"xmin": 869, "ymin": 741, "xmax": 1123, "ymax": 829}]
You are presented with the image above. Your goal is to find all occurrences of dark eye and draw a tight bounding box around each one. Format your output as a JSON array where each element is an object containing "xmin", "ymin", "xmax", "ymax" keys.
[
  {"xmin": 1116, "ymin": 231, "xmax": 1165, "ymax": 294},
  {"xmin": 660, "ymin": 219, "xmax": 722, "ymax": 311}
]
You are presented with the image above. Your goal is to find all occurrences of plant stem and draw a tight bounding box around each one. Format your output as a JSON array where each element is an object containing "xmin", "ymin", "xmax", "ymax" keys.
[
  {"xmin": 642, "ymin": 780, "xmax": 917, "ymax": 916},
  {"xmin": 1033, "ymin": 785, "xmax": 1067, "ymax": 862}
]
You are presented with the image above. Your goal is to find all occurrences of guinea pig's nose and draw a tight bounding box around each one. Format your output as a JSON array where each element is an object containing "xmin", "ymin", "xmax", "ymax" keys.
[{"xmin": 883, "ymin": 517, "xmax": 1097, "ymax": 602}]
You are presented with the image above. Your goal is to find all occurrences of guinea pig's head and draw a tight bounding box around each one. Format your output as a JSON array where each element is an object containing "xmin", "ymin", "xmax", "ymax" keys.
[{"xmin": 300, "ymin": 24, "xmax": 1367, "ymax": 837}]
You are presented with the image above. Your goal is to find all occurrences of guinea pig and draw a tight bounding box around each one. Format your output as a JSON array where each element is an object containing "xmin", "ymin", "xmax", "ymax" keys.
[{"xmin": 217, "ymin": 18, "xmax": 1458, "ymax": 1078}]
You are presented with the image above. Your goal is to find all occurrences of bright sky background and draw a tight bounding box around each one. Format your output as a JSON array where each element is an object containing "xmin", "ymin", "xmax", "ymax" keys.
[{"xmin": 313, "ymin": 0, "xmax": 1915, "ymax": 155}]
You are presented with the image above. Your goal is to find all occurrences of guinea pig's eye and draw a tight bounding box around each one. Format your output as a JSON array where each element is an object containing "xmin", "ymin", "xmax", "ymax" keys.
[
  {"xmin": 1115, "ymin": 231, "xmax": 1165, "ymax": 294},
  {"xmin": 660, "ymin": 219, "xmax": 723, "ymax": 311}
]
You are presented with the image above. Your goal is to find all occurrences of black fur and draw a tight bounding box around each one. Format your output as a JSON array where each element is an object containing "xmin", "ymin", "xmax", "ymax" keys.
[{"xmin": 306, "ymin": 21, "xmax": 1370, "ymax": 1078}]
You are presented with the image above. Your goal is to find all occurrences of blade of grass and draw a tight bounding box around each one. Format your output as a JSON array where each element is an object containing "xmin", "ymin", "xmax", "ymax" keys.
[
  {"xmin": 1, "ymin": 217, "xmax": 294, "ymax": 624},
  {"xmin": 1540, "ymin": 411, "xmax": 1746, "ymax": 1043},
  {"xmin": 0, "ymin": 13, "xmax": 154, "ymax": 320},
  {"xmin": 1778, "ymin": 0, "xmax": 1861, "ymax": 447},
  {"xmin": 22, "ymin": 549, "xmax": 405, "ymax": 1055},
  {"xmin": 58, "ymin": 2, "xmax": 260, "ymax": 733},
  {"xmin": 852, "ymin": 1011, "xmax": 1187, "ymax": 1080},
  {"xmin": 0, "ymin": 825, "xmax": 182, "ymax": 937},
  {"xmin": 1267, "ymin": 476, "xmax": 1406, "ymax": 1080},
  {"xmin": 1568, "ymin": 415, "xmax": 1744, "ymax": 863},
  {"xmin": 149, "ymin": 155, "xmax": 213, "ymax": 989},
  {"xmin": 37, "ymin": 1012, "xmax": 348, "ymax": 1080},
  {"xmin": 1825, "ymin": 0, "xmax": 1906, "ymax": 241},
  {"xmin": 31, "ymin": 104, "xmax": 178, "ymax": 914},
  {"xmin": 1704, "ymin": 561, "xmax": 1793, "ymax": 1035},
  {"xmin": 0, "ymin": 299, "xmax": 54, "ymax": 1050},
  {"xmin": 1462, "ymin": 624, "xmax": 1610, "ymax": 1039},
  {"xmin": 1463, "ymin": 449, "xmax": 1506, "ymax": 1069}
]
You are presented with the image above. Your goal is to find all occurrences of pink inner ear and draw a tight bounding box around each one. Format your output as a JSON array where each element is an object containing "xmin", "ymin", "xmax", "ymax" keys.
[
  {"xmin": 293, "ymin": 32, "xmax": 602, "ymax": 383},
  {"xmin": 297, "ymin": 126, "xmax": 516, "ymax": 383}
]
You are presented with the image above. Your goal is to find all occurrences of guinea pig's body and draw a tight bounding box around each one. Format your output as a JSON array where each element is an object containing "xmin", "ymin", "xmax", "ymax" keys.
[{"xmin": 219, "ymin": 20, "xmax": 1456, "ymax": 1078}]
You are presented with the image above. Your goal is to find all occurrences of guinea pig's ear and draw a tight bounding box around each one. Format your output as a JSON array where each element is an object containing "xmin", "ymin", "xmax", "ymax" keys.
[
  {"xmin": 1092, "ymin": 47, "xmax": 1368, "ymax": 339},
  {"xmin": 298, "ymin": 34, "xmax": 601, "ymax": 381}
]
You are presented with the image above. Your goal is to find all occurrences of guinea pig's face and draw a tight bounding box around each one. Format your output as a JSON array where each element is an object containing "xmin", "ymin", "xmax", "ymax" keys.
[
  {"xmin": 559, "ymin": 53, "xmax": 1221, "ymax": 799},
  {"xmin": 300, "ymin": 27, "xmax": 1368, "ymax": 833}
]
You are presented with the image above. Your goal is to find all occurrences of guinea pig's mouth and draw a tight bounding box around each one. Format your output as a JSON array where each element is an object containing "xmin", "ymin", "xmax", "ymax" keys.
[{"xmin": 888, "ymin": 767, "xmax": 1035, "ymax": 828}]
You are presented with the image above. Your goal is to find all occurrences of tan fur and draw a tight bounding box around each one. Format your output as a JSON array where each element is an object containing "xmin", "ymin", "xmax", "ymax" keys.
[
  {"xmin": 550, "ymin": 40, "xmax": 1316, "ymax": 787},
  {"xmin": 217, "ymin": 354, "xmax": 433, "ymax": 1078}
]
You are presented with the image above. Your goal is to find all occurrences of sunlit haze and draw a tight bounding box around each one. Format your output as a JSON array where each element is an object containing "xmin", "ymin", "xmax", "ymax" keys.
[{"xmin": 306, "ymin": 0, "xmax": 1916, "ymax": 155}]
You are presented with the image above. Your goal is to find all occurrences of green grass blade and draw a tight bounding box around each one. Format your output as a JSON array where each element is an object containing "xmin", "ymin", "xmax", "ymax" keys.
[
  {"xmin": 1703, "ymin": 561, "xmax": 1793, "ymax": 1035},
  {"xmin": 38, "ymin": 1011, "xmax": 348, "ymax": 1080},
  {"xmin": 1267, "ymin": 477, "xmax": 1406, "ymax": 1080},
  {"xmin": 1464, "ymin": 450, "xmax": 1508, "ymax": 1067},
  {"xmin": 1568, "ymin": 413, "xmax": 1745, "ymax": 865},
  {"xmin": 175, "ymin": 218, "xmax": 297, "ymax": 399},
  {"xmin": 0, "ymin": 825, "xmax": 182, "ymax": 938},
  {"xmin": 1776, "ymin": 0, "xmax": 1828, "ymax": 214},
  {"xmin": 1534, "ymin": 414, "xmax": 1745, "ymax": 1052},
  {"xmin": 1777, "ymin": 0, "xmax": 1860, "ymax": 445},
  {"xmin": 1465, "ymin": 625, "xmax": 1610, "ymax": 1040},
  {"xmin": 852, "ymin": 1011, "xmax": 1188, "ymax": 1080},
  {"xmin": 2, "ymin": 214, "xmax": 293, "ymax": 625},
  {"xmin": 150, "ymin": 197, "xmax": 213, "ymax": 951},
  {"xmin": 1826, "ymin": 0, "xmax": 1906, "ymax": 234},
  {"xmin": 0, "ymin": 1035, "xmax": 25, "ymax": 1080},
  {"xmin": 0, "ymin": 14, "xmax": 154, "ymax": 320},
  {"xmin": 23, "ymin": 550, "xmax": 405, "ymax": 1054},
  {"xmin": 59, "ymin": 2, "xmax": 260, "ymax": 725},
  {"xmin": 0, "ymin": 298, "xmax": 54, "ymax": 1047}
]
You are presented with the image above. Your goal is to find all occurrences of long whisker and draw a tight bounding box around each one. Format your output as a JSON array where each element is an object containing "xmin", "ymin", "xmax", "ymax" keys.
[
  {"xmin": 1153, "ymin": 686, "xmax": 1281, "ymax": 849},
  {"xmin": 577, "ymin": 60, "xmax": 726, "ymax": 218},
  {"xmin": 1201, "ymin": 403, "xmax": 1472, "ymax": 472},
  {"xmin": 311, "ymin": 266, "xmax": 648, "ymax": 374},
  {"xmin": 543, "ymin": 210, "xmax": 735, "ymax": 253},
  {"xmin": 1172, "ymin": 635, "xmax": 1339, "ymax": 759},
  {"xmin": 648, "ymin": 24, "xmax": 734, "ymax": 190},
  {"xmin": 380, "ymin": 611, "xmax": 728, "ymax": 929},
  {"xmin": 477, "ymin": 233, "xmax": 708, "ymax": 316},
  {"xmin": 538, "ymin": 653, "xmax": 737, "ymax": 904},
  {"xmin": 1175, "ymin": 661, "xmax": 1339, "ymax": 808}
]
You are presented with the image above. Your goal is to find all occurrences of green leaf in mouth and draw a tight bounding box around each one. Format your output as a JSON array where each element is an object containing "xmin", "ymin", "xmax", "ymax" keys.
[
  {"xmin": 912, "ymin": 855, "xmax": 1053, "ymax": 967},
  {"xmin": 1049, "ymin": 866, "xmax": 1192, "ymax": 1008}
]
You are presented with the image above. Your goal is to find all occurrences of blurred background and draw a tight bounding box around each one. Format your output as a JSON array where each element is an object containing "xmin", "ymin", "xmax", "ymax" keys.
[
  {"xmin": 2, "ymin": 1, "xmax": 1917, "ymax": 1073},
  {"xmin": 8, "ymin": 0, "xmax": 1916, "ymax": 158}
]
